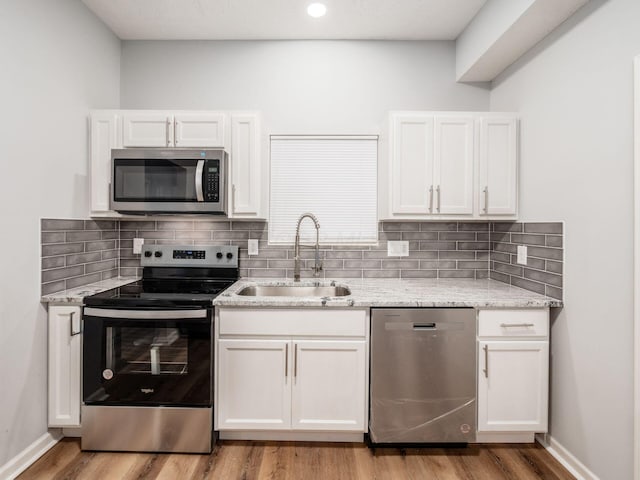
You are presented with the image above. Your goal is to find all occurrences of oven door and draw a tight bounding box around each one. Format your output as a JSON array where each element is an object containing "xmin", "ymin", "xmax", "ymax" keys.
[{"xmin": 82, "ymin": 307, "xmax": 212, "ymax": 407}]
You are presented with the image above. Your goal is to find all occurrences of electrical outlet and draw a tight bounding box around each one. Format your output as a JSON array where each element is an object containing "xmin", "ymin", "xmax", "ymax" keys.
[
  {"xmin": 387, "ymin": 241, "xmax": 409, "ymax": 257},
  {"xmin": 517, "ymin": 245, "xmax": 528, "ymax": 265},
  {"xmin": 248, "ymin": 239, "xmax": 259, "ymax": 256},
  {"xmin": 133, "ymin": 238, "xmax": 144, "ymax": 255}
]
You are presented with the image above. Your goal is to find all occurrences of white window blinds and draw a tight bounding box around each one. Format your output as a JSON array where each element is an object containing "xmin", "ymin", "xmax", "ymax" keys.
[{"xmin": 269, "ymin": 136, "xmax": 378, "ymax": 244}]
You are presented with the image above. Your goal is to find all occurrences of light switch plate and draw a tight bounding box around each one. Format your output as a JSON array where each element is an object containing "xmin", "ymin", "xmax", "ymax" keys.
[
  {"xmin": 248, "ymin": 239, "xmax": 259, "ymax": 256},
  {"xmin": 387, "ymin": 241, "xmax": 409, "ymax": 257},
  {"xmin": 517, "ymin": 245, "xmax": 528, "ymax": 265},
  {"xmin": 133, "ymin": 238, "xmax": 144, "ymax": 255}
]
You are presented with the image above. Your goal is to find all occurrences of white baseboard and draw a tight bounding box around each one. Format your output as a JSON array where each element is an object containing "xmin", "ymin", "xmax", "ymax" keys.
[
  {"xmin": 475, "ymin": 431, "xmax": 535, "ymax": 443},
  {"xmin": 536, "ymin": 433, "xmax": 599, "ymax": 480},
  {"xmin": 0, "ymin": 430, "xmax": 62, "ymax": 480},
  {"xmin": 219, "ymin": 430, "xmax": 364, "ymax": 442}
]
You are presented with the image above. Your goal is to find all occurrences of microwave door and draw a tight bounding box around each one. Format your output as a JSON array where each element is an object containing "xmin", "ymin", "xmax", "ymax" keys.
[{"xmin": 195, "ymin": 160, "xmax": 205, "ymax": 202}]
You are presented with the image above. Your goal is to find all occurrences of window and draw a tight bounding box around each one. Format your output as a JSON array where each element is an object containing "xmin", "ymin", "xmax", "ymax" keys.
[{"xmin": 269, "ymin": 136, "xmax": 378, "ymax": 244}]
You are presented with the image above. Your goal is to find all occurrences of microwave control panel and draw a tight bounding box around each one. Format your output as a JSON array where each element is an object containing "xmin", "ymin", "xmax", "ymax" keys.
[{"xmin": 205, "ymin": 160, "xmax": 220, "ymax": 202}]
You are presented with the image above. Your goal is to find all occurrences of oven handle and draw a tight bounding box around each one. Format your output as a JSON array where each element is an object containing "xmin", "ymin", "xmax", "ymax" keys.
[
  {"xmin": 83, "ymin": 307, "xmax": 208, "ymax": 319},
  {"xmin": 195, "ymin": 160, "xmax": 205, "ymax": 202}
]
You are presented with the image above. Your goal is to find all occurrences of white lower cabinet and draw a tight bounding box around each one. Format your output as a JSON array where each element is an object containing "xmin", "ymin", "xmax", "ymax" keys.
[
  {"xmin": 291, "ymin": 340, "xmax": 366, "ymax": 431},
  {"xmin": 476, "ymin": 309, "xmax": 549, "ymax": 435},
  {"xmin": 217, "ymin": 339, "xmax": 291, "ymax": 430},
  {"xmin": 216, "ymin": 309, "xmax": 368, "ymax": 435},
  {"xmin": 48, "ymin": 305, "xmax": 82, "ymax": 427}
]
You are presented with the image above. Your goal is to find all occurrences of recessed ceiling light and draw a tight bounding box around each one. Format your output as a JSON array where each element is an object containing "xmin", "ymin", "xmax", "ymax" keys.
[{"xmin": 307, "ymin": 3, "xmax": 327, "ymax": 18}]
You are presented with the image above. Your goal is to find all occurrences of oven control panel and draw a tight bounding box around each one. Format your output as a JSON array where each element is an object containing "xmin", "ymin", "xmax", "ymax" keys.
[
  {"xmin": 173, "ymin": 249, "xmax": 206, "ymax": 260},
  {"xmin": 141, "ymin": 245, "xmax": 238, "ymax": 268}
]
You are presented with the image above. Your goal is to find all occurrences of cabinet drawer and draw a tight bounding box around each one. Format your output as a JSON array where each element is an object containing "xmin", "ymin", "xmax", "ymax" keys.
[
  {"xmin": 478, "ymin": 309, "xmax": 548, "ymax": 338},
  {"xmin": 219, "ymin": 308, "xmax": 367, "ymax": 337}
]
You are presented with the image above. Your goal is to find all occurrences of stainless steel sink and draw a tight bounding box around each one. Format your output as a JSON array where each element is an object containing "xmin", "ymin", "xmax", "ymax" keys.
[{"xmin": 237, "ymin": 285, "xmax": 351, "ymax": 297}]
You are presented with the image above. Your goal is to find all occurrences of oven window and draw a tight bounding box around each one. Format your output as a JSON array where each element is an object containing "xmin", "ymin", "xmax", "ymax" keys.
[
  {"xmin": 108, "ymin": 326, "xmax": 188, "ymax": 376},
  {"xmin": 113, "ymin": 159, "xmax": 198, "ymax": 202},
  {"xmin": 83, "ymin": 316, "xmax": 212, "ymax": 406}
]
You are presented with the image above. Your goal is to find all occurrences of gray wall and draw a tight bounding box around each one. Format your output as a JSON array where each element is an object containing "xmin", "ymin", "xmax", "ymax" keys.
[
  {"xmin": 0, "ymin": 0, "xmax": 120, "ymax": 468},
  {"xmin": 490, "ymin": 0, "xmax": 637, "ymax": 478},
  {"xmin": 120, "ymin": 40, "xmax": 490, "ymax": 133}
]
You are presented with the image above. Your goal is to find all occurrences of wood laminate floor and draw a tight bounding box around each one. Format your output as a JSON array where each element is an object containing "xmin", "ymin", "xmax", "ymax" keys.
[{"xmin": 18, "ymin": 439, "xmax": 575, "ymax": 480}]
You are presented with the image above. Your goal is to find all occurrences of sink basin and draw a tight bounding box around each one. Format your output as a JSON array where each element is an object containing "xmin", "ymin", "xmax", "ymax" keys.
[{"xmin": 237, "ymin": 285, "xmax": 351, "ymax": 297}]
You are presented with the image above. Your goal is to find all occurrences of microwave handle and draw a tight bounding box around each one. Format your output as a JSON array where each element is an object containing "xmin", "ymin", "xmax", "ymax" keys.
[{"xmin": 195, "ymin": 160, "xmax": 205, "ymax": 202}]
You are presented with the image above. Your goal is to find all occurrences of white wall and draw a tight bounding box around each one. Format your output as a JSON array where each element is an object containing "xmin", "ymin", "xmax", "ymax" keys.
[
  {"xmin": 120, "ymin": 40, "xmax": 490, "ymax": 132},
  {"xmin": 490, "ymin": 0, "xmax": 638, "ymax": 478},
  {"xmin": 0, "ymin": 0, "xmax": 120, "ymax": 468}
]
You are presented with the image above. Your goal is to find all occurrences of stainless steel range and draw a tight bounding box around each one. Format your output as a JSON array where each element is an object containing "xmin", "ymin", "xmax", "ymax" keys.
[{"xmin": 81, "ymin": 244, "xmax": 238, "ymax": 453}]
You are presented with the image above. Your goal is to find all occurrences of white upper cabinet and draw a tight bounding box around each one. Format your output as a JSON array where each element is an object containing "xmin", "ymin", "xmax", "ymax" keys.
[
  {"xmin": 122, "ymin": 112, "xmax": 226, "ymax": 148},
  {"xmin": 122, "ymin": 112, "xmax": 173, "ymax": 147},
  {"xmin": 478, "ymin": 116, "xmax": 518, "ymax": 216},
  {"xmin": 174, "ymin": 113, "xmax": 226, "ymax": 148},
  {"xmin": 90, "ymin": 112, "xmax": 121, "ymax": 214},
  {"xmin": 386, "ymin": 111, "xmax": 518, "ymax": 220},
  {"xmin": 90, "ymin": 110, "xmax": 261, "ymax": 217},
  {"xmin": 391, "ymin": 114, "xmax": 434, "ymax": 215},
  {"xmin": 229, "ymin": 113, "xmax": 263, "ymax": 218},
  {"xmin": 433, "ymin": 116, "xmax": 474, "ymax": 215}
]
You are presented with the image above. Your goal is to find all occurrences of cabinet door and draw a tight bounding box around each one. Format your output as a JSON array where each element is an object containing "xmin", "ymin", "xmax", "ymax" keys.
[
  {"xmin": 291, "ymin": 340, "xmax": 366, "ymax": 431},
  {"xmin": 90, "ymin": 112, "xmax": 120, "ymax": 213},
  {"xmin": 217, "ymin": 339, "xmax": 291, "ymax": 430},
  {"xmin": 433, "ymin": 116, "xmax": 474, "ymax": 215},
  {"xmin": 48, "ymin": 306, "xmax": 82, "ymax": 427},
  {"xmin": 478, "ymin": 116, "xmax": 518, "ymax": 216},
  {"xmin": 477, "ymin": 340, "xmax": 548, "ymax": 432},
  {"xmin": 390, "ymin": 114, "xmax": 434, "ymax": 215},
  {"xmin": 230, "ymin": 113, "xmax": 262, "ymax": 217},
  {"xmin": 122, "ymin": 113, "xmax": 172, "ymax": 147},
  {"xmin": 174, "ymin": 113, "xmax": 225, "ymax": 148}
]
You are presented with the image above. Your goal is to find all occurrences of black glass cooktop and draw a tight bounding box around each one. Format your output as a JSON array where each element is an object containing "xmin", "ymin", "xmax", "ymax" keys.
[{"xmin": 84, "ymin": 279, "xmax": 235, "ymax": 309}]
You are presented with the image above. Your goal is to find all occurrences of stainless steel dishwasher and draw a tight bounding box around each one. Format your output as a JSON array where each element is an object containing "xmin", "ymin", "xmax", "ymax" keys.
[{"xmin": 369, "ymin": 308, "xmax": 476, "ymax": 445}]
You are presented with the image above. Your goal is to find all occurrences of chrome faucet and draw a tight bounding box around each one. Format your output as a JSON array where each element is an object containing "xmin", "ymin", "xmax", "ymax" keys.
[{"xmin": 293, "ymin": 213, "xmax": 323, "ymax": 282}]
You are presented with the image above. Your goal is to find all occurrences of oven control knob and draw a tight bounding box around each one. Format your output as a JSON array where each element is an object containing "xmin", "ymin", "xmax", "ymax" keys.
[
  {"xmin": 216, "ymin": 252, "xmax": 223, "ymax": 259},
  {"xmin": 154, "ymin": 251, "xmax": 162, "ymax": 258},
  {"xmin": 226, "ymin": 252, "xmax": 233, "ymax": 259},
  {"xmin": 144, "ymin": 251, "xmax": 152, "ymax": 258}
]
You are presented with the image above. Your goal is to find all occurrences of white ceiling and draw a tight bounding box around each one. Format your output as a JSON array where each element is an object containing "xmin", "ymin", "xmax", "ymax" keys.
[{"xmin": 81, "ymin": 0, "xmax": 487, "ymax": 40}]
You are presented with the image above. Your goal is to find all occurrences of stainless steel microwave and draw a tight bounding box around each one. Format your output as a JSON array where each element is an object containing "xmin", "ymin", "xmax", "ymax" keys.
[{"xmin": 110, "ymin": 149, "xmax": 227, "ymax": 214}]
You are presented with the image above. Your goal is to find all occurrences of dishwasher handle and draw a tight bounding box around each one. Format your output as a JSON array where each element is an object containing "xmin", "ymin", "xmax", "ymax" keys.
[{"xmin": 413, "ymin": 323, "xmax": 437, "ymax": 330}]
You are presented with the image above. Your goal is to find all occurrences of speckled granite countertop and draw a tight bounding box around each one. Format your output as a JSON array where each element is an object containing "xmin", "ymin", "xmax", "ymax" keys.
[
  {"xmin": 213, "ymin": 278, "xmax": 563, "ymax": 308},
  {"xmin": 41, "ymin": 277, "xmax": 139, "ymax": 304},
  {"xmin": 41, "ymin": 277, "xmax": 563, "ymax": 308}
]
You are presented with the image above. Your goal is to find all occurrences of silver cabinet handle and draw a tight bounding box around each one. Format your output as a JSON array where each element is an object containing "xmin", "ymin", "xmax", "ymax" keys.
[
  {"xmin": 232, "ymin": 184, "xmax": 236, "ymax": 213},
  {"xmin": 166, "ymin": 119, "xmax": 171, "ymax": 146},
  {"xmin": 436, "ymin": 185, "xmax": 441, "ymax": 212},
  {"xmin": 500, "ymin": 323, "xmax": 535, "ymax": 328},
  {"xmin": 195, "ymin": 160, "xmax": 205, "ymax": 202},
  {"xmin": 174, "ymin": 120, "xmax": 178, "ymax": 146},
  {"xmin": 69, "ymin": 311, "xmax": 81, "ymax": 337},
  {"xmin": 294, "ymin": 343, "xmax": 298, "ymax": 379},
  {"xmin": 428, "ymin": 186, "xmax": 434, "ymax": 213},
  {"xmin": 483, "ymin": 186, "xmax": 489, "ymax": 213},
  {"xmin": 483, "ymin": 344, "xmax": 488, "ymax": 378},
  {"xmin": 285, "ymin": 343, "xmax": 288, "ymax": 378}
]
